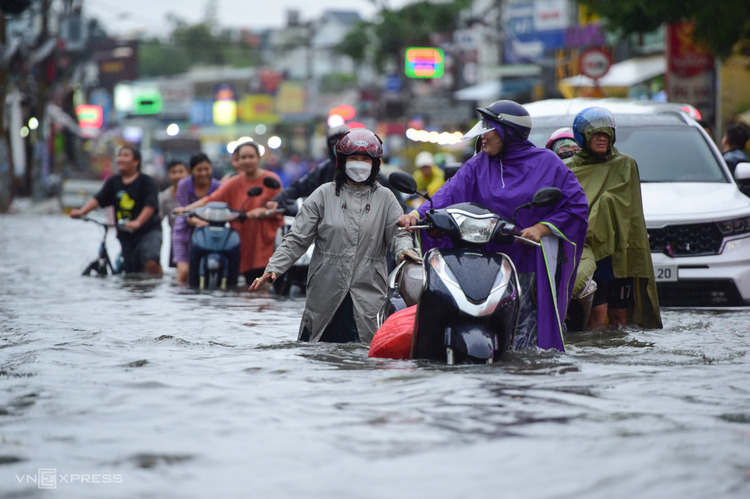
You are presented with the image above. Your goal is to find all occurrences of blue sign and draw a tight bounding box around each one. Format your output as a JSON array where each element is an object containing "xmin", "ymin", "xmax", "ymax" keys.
[
  {"xmin": 384, "ymin": 74, "xmax": 402, "ymax": 93},
  {"xmin": 503, "ymin": 0, "xmax": 568, "ymax": 63},
  {"xmin": 190, "ymin": 100, "xmax": 213, "ymax": 126}
]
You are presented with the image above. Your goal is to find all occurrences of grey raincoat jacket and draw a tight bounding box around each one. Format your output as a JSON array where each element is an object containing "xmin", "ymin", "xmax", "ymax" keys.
[{"xmin": 265, "ymin": 182, "xmax": 413, "ymax": 343}]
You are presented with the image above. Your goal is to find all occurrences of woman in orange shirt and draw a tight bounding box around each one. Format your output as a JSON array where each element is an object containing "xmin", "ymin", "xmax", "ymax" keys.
[{"xmin": 177, "ymin": 141, "xmax": 283, "ymax": 284}]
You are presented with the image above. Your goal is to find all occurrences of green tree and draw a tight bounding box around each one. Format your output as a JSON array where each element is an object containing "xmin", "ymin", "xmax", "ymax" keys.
[
  {"xmin": 137, "ymin": 0, "xmax": 261, "ymax": 77},
  {"xmin": 336, "ymin": 0, "xmax": 471, "ymax": 73},
  {"xmin": 138, "ymin": 39, "xmax": 190, "ymax": 77},
  {"xmin": 574, "ymin": 0, "xmax": 750, "ymax": 60}
]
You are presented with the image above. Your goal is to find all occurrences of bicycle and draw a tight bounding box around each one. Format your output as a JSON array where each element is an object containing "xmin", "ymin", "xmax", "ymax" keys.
[{"xmin": 79, "ymin": 216, "xmax": 126, "ymax": 276}]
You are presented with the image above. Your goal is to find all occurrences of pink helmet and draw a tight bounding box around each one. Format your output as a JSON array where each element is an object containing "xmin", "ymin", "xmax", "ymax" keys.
[
  {"xmin": 545, "ymin": 127, "xmax": 576, "ymax": 150},
  {"xmin": 335, "ymin": 128, "xmax": 383, "ymax": 159}
]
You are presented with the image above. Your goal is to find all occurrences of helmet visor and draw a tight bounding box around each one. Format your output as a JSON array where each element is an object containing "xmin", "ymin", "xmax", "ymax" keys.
[
  {"xmin": 462, "ymin": 120, "xmax": 495, "ymax": 141},
  {"xmin": 576, "ymin": 114, "xmax": 616, "ymax": 137}
]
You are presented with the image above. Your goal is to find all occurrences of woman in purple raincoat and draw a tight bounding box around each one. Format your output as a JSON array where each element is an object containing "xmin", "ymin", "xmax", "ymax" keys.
[{"xmin": 399, "ymin": 100, "xmax": 589, "ymax": 351}]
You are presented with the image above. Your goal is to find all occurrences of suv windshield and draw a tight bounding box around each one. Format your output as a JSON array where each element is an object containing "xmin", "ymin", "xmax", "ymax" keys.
[{"xmin": 530, "ymin": 118, "xmax": 729, "ymax": 183}]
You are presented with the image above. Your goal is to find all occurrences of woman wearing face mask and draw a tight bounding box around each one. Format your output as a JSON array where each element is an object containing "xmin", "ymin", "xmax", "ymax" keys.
[{"xmin": 250, "ymin": 128, "xmax": 419, "ymax": 343}]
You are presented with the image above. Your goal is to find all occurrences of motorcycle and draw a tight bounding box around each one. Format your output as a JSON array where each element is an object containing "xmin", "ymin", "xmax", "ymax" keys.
[
  {"xmin": 265, "ymin": 197, "xmax": 313, "ymax": 297},
  {"xmin": 377, "ymin": 171, "xmax": 563, "ymax": 365},
  {"xmin": 182, "ymin": 177, "xmax": 280, "ymax": 290}
]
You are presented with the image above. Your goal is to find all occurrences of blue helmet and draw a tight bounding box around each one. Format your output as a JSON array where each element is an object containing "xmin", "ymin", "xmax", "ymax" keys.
[
  {"xmin": 572, "ymin": 107, "xmax": 616, "ymax": 148},
  {"xmin": 476, "ymin": 100, "xmax": 532, "ymax": 139}
]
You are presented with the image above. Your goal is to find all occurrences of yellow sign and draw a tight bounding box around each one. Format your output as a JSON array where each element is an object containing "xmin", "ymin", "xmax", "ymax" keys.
[
  {"xmin": 238, "ymin": 95, "xmax": 279, "ymax": 123},
  {"xmin": 213, "ymin": 100, "xmax": 237, "ymax": 126},
  {"xmin": 276, "ymin": 82, "xmax": 306, "ymax": 115}
]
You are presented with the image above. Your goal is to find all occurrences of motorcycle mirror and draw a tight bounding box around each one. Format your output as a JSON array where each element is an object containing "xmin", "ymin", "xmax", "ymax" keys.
[
  {"xmin": 388, "ymin": 171, "xmax": 417, "ymax": 194},
  {"xmin": 531, "ymin": 187, "xmax": 562, "ymax": 207},
  {"xmin": 247, "ymin": 186, "xmax": 264, "ymax": 197},
  {"xmin": 263, "ymin": 177, "xmax": 281, "ymax": 189},
  {"xmin": 389, "ymin": 171, "xmax": 435, "ymax": 213}
]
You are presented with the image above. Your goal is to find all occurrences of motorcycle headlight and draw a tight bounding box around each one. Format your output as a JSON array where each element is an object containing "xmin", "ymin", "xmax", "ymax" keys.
[
  {"xmin": 201, "ymin": 206, "xmax": 233, "ymax": 223},
  {"xmin": 450, "ymin": 212, "xmax": 498, "ymax": 244},
  {"xmin": 717, "ymin": 216, "xmax": 750, "ymax": 236}
]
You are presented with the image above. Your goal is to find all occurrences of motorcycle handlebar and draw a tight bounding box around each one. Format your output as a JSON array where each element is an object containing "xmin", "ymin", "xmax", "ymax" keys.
[
  {"xmin": 399, "ymin": 223, "xmax": 541, "ymax": 247},
  {"xmin": 514, "ymin": 235, "xmax": 541, "ymax": 247}
]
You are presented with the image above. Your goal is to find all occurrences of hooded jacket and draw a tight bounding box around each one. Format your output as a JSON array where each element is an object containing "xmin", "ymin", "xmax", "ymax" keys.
[{"xmin": 265, "ymin": 182, "xmax": 413, "ymax": 343}]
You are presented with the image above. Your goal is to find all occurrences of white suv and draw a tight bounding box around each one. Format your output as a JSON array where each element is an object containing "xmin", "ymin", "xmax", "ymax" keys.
[{"xmin": 524, "ymin": 98, "xmax": 750, "ymax": 307}]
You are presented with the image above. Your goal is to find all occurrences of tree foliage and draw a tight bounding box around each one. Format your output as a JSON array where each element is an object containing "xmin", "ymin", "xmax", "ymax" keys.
[
  {"xmin": 574, "ymin": 0, "xmax": 750, "ymax": 60},
  {"xmin": 336, "ymin": 0, "xmax": 471, "ymax": 73},
  {"xmin": 137, "ymin": 0, "xmax": 260, "ymax": 77}
]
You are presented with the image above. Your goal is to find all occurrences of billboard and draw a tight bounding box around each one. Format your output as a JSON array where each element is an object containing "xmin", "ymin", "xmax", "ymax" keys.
[{"xmin": 503, "ymin": 0, "xmax": 569, "ymax": 63}]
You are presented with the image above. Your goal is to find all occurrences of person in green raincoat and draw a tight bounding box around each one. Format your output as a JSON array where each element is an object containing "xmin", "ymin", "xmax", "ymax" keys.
[{"xmin": 565, "ymin": 107, "xmax": 662, "ymax": 329}]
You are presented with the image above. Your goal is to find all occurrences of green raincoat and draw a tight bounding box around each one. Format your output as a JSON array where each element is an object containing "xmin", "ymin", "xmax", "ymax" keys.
[{"xmin": 565, "ymin": 146, "xmax": 662, "ymax": 328}]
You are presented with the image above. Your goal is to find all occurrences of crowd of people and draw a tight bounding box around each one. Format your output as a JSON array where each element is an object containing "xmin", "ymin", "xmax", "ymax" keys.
[{"xmin": 71, "ymin": 99, "xmax": 750, "ymax": 350}]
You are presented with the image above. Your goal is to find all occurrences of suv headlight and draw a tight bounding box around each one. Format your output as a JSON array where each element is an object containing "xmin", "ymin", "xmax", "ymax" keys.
[
  {"xmin": 450, "ymin": 212, "xmax": 498, "ymax": 244},
  {"xmin": 717, "ymin": 216, "xmax": 750, "ymax": 236}
]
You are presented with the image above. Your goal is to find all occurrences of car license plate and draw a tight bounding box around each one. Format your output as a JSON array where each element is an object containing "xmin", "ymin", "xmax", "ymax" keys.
[{"xmin": 654, "ymin": 265, "xmax": 678, "ymax": 282}]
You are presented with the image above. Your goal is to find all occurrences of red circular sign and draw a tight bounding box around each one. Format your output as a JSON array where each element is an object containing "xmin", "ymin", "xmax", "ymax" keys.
[{"xmin": 580, "ymin": 48, "xmax": 612, "ymax": 80}]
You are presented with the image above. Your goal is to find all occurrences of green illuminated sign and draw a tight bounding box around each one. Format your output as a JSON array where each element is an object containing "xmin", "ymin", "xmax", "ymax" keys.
[
  {"xmin": 134, "ymin": 91, "xmax": 162, "ymax": 115},
  {"xmin": 405, "ymin": 47, "xmax": 445, "ymax": 79}
]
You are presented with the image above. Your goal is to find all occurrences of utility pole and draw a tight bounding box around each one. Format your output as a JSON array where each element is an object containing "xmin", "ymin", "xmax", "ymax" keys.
[
  {"xmin": 27, "ymin": 0, "xmax": 51, "ymax": 199},
  {"xmin": 0, "ymin": 12, "xmax": 11, "ymax": 211}
]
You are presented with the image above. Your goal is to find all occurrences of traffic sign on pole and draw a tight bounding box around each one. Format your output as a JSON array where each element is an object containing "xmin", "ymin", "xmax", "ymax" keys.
[{"xmin": 580, "ymin": 48, "xmax": 612, "ymax": 80}]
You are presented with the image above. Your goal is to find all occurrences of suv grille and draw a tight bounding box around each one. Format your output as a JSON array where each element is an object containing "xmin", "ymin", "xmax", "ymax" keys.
[
  {"xmin": 648, "ymin": 223, "xmax": 723, "ymax": 256},
  {"xmin": 656, "ymin": 280, "xmax": 746, "ymax": 307}
]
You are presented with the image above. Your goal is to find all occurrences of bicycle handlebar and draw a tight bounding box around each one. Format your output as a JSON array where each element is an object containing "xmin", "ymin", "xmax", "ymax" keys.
[
  {"xmin": 79, "ymin": 216, "xmax": 116, "ymax": 228},
  {"xmin": 79, "ymin": 216, "xmax": 135, "ymax": 233}
]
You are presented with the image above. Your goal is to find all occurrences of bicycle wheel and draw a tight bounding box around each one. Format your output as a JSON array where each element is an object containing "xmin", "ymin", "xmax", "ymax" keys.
[
  {"xmin": 207, "ymin": 271, "xmax": 219, "ymax": 290},
  {"xmin": 82, "ymin": 259, "xmax": 107, "ymax": 277}
]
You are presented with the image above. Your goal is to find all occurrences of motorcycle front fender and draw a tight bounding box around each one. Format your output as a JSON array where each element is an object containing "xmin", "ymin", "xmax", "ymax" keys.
[{"xmin": 445, "ymin": 324, "xmax": 497, "ymax": 361}]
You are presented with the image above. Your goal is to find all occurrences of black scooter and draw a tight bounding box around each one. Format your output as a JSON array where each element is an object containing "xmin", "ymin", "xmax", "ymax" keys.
[
  {"xmin": 183, "ymin": 177, "xmax": 280, "ymax": 290},
  {"xmin": 379, "ymin": 172, "xmax": 561, "ymax": 364}
]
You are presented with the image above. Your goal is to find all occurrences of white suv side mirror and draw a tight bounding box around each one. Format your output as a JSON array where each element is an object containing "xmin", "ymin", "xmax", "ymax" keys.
[{"xmin": 735, "ymin": 162, "xmax": 750, "ymax": 181}]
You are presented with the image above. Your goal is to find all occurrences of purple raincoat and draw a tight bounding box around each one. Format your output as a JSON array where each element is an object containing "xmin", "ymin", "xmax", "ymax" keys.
[{"xmin": 416, "ymin": 126, "xmax": 588, "ymax": 351}]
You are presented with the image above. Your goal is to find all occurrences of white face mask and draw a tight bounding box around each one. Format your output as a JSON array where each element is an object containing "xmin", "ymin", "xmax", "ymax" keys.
[{"xmin": 345, "ymin": 160, "xmax": 372, "ymax": 183}]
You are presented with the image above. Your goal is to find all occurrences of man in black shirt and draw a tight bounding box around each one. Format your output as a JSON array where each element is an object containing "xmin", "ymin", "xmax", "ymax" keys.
[{"xmin": 71, "ymin": 146, "xmax": 163, "ymax": 275}]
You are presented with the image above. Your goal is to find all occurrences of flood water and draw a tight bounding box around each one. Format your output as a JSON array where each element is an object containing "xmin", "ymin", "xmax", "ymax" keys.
[{"xmin": 1, "ymin": 211, "xmax": 749, "ymax": 498}]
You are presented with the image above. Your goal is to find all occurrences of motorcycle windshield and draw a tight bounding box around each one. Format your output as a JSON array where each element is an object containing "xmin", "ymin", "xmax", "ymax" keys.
[{"xmin": 198, "ymin": 205, "xmax": 237, "ymax": 223}]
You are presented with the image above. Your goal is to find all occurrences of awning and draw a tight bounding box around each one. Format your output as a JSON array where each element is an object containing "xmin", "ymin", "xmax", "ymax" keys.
[
  {"xmin": 560, "ymin": 54, "xmax": 665, "ymax": 97},
  {"xmin": 454, "ymin": 78, "xmax": 538, "ymax": 102},
  {"xmin": 454, "ymin": 80, "xmax": 503, "ymax": 101}
]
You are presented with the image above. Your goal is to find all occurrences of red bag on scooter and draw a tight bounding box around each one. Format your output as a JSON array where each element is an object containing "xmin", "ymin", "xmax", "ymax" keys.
[{"xmin": 368, "ymin": 305, "xmax": 417, "ymax": 360}]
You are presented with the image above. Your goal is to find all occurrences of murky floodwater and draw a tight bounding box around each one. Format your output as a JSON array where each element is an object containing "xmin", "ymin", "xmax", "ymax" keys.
[{"xmin": 1, "ymin": 212, "xmax": 749, "ymax": 498}]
